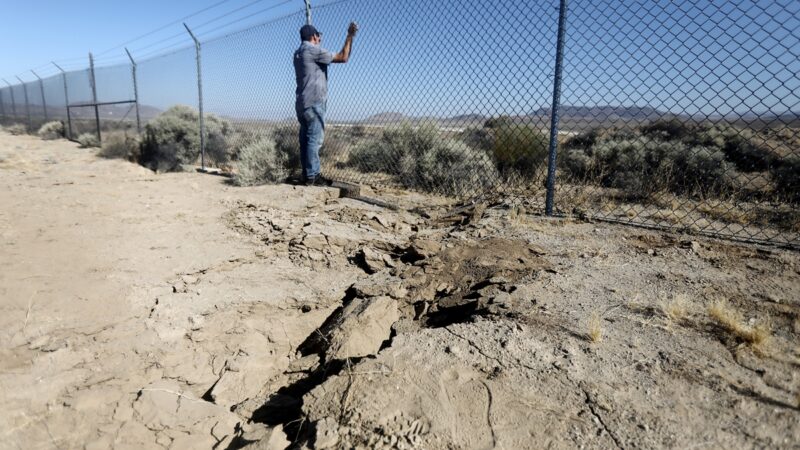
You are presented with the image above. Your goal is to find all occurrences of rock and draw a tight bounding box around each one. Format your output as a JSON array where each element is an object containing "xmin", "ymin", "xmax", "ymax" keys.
[
  {"xmin": 382, "ymin": 253, "xmax": 396, "ymax": 268},
  {"xmin": 302, "ymin": 234, "xmax": 328, "ymax": 251},
  {"xmin": 287, "ymin": 354, "xmax": 320, "ymax": 373},
  {"xmin": 208, "ymin": 333, "xmax": 285, "ymax": 408},
  {"xmin": 679, "ymin": 240, "xmax": 701, "ymax": 253},
  {"xmin": 350, "ymin": 273, "xmax": 407, "ymax": 299},
  {"xmin": 355, "ymin": 247, "xmax": 388, "ymax": 274},
  {"xmin": 325, "ymin": 296, "xmax": 399, "ymax": 361},
  {"xmin": 240, "ymin": 424, "xmax": 291, "ymax": 449},
  {"xmin": 408, "ymin": 239, "xmax": 441, "ymax": 259},
  {"xmin": 134, "ymin": 380, "xmax": 241, "ymax": 434},
  {"xmin": 370, "ymin": 213, "xmax": 394, "ymax": 228},
  {"xmin": 313, "ymin": 417, "xmax": 340, "ymax": 449}
]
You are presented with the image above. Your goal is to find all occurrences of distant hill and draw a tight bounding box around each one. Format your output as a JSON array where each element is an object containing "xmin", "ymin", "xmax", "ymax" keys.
[
  {"xmin": 69, "ymin": 103, "xmax": 162, "ymax": 121},
  {"xmin": 361, "ymin": 112, "xmax": 410, "ymax": 124},
  {"xmin": 359, "ymin": 112, "xmax": 486, "ymax": 128},
  {"xmin": 529, "ymin": 105, "xmax": 665, "ymax": 120}
]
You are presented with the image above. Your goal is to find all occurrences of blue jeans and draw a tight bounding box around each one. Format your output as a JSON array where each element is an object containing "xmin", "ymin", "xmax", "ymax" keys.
[{"xmin": 297, "ymin": 102, "xmax": 326, "ymax": 180}]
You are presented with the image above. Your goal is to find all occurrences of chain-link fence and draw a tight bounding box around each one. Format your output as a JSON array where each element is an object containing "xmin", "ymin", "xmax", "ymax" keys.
[{"xmin": 0, "ymin": 0, "xmax": 797, "ymax": 248}]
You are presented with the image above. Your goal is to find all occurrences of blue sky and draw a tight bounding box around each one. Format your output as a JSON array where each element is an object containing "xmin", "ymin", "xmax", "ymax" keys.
[{"xmin": 1, "ymin": 0, "xmax": 798, "ymax": 122}]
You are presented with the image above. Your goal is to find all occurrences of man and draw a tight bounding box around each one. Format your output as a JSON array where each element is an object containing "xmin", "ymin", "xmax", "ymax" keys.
[{"xmin": 294, "ymin": 21, "xmax": 358, "ymax": 185}]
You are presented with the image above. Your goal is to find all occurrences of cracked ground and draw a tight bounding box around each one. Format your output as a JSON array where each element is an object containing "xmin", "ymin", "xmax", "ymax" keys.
[{"xmin": 1, "ymin": 131, "xmax": 799, "ymax": 449}]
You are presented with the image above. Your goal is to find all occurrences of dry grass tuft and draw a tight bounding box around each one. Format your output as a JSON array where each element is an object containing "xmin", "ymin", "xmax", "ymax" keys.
[
  {"xmin": 661, "ymin": 294, "xmax": 689, "ymax": 324},
  {"xmin": 587, "ymin": 312, "xmax": 603, "ymax": 343},
  {"xmin": 508, "ymin": 205, "xmax": 527, "ymax": 225},
  {"xmin": 707, "ymin": 300, "xmax": 771, "ymax": 349},
  {"xmin": 6, "ymin": 124, "xmax": 27, "ymax": 136}
]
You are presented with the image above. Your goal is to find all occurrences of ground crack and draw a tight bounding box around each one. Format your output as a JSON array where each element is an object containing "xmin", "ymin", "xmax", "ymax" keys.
[
  {"xmin": 442, "ymin": 326, "xmax": 506, "ymax": 369},
  {"xmin": 580, "ymin": 387, "xmax": 622, "ymax": 449}
]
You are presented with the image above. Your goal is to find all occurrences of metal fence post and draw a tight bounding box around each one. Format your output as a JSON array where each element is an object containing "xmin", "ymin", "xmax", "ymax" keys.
[
  {"xmin": 184, "ymin": 23, "xmax": 206, "ymax": 170},
  {"xmin": 89, "ymin": 53, "xmax": 102, "ymax": 142},
  {"xmin": 125, "ymin": 48, "xmax": 142, "ymax": 134},
  {"xmin": 3, "ymin": 79, "xmax": 16, "ymax": 119},
  {"xmin": 31, "ymin": 70, "xmax": 48, "ymax": 123},
  {"xmin": 304, "ymin": 0, "xmax": 312, "ymax": 25},
  {"xmin": 0, "ymin": 88, "xmax": 5, "ymax": 119},
  {"xmin": 15, "ymin": 76, "xmax": 32, "ymax": 131},
  {"xmin": 52, "ymin": 62, "xmax": 73, "ymax": 139},
  {"xmin": 544, "ymin": 0, "xmax": 568, "ymax": 216}
]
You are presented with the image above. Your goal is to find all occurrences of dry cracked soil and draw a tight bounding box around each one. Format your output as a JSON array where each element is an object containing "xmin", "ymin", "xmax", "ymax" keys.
[{"xmin": 0, "ymin": 130, "xmax": 799, "ymax": 449}]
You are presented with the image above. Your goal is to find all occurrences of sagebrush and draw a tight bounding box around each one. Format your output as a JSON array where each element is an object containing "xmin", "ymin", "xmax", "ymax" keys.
[
  {"xmin": 37, "ymin": 121, "xmax": 64, "ymax": 140},
  {"xmin": 233, "ymin": 137, "xmax": 289, "ymax": 186},
  {"xmin": 99, "ymin": 132, "xmax": 140, "ymax": 161},
  {"xmin": 347, "ymin": 124, "xmax": 498, "ymax": 196},
  {"xmin": 139, "ymin": 105, "xmax": 232, "ymax": 172},
  {"xmin": 77, "ymin": 133, "xmax": 100, "ymax": 148},
  {"xmin": 6, "ymin": 124, "xmax": 27, "ymax": 136}
]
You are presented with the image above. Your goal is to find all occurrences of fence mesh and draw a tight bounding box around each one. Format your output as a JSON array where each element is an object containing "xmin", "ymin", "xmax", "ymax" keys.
[
  {"xmin": 554, "ymin": 0, "xmax": 799, "ymax": 246},
  {"xmin": 41, "ymin": 73, "xmax": 68, "ymax": 121},
  {"xmin": 0, "ymin": 0, "xmax": 797, "ymax": 247}
]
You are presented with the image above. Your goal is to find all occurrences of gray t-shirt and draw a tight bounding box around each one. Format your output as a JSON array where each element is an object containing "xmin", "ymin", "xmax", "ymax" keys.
[{"xmin": 294, "ymin": 41, "xmax": 334, "ymax": 110}]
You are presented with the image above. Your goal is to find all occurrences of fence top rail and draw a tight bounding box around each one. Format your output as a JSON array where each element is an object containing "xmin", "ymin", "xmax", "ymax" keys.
[{"xmin": 67, "ymin": 99, "xmax": 137, "ymax": 108}]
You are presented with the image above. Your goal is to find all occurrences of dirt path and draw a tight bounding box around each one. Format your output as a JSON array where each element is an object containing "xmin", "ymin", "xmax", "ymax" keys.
[{"xmin": 1, "ymin": 131, "xmax": 798, "ymax": 449}]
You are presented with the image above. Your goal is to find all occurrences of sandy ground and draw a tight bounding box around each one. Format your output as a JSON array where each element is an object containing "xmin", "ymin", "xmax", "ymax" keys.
[{"xmin": 0, "ymin": 131, "xmax": 798, "ymax": 449}]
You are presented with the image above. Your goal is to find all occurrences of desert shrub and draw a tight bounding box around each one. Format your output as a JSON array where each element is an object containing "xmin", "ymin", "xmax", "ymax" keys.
[
  {"xmin": 77, "ymin": 132, "xmax": 100, "ymax": 148},
  {"xmin": 347, "ymin": 123, "xmax": 436, "ymax": 175},
  {"xmin": 564, "ymin": 127, "xmax": 640, "ymax": 150},
  {"xmin": 692, "ymin": 125, "xmax": 775, "ymax": 172},
  {"xmin": 37, "ymin": 121, "xmax": 64, "ymax": 140},
  {"xmin": 492, "ymin": 124, "xmax": 549, "ymax": 177},
  {"xmin": 99, "ymin": 132, "xmax": 140, "ymax": 160},
  {"xmin": 271, "ymin": 125, "xmax": 301, "ymax": 175},
  {"xmin": 458, "ymin": 127, "xmax": 493, "ymax": 152},
  {"xmin": 641, "ymin": 118, "xmax": 693, "ymax": 141},
  {"xmin": 347, "ymin": 124, "xmax": 498, "ymax": 196},
  {"xmin": 771, "ymin": 154, "xmax": 800, "ymax": 202},
  {"xmin": 139, "ymin": 105, "xmax": 232, "ymax": 172},
  {"xmin": 561, "ymin": 136, "xmax": 734, "ymax": 197},
  {"xmin": 233, "ymin": 137, "xmax": 289, "ymax": 186},
  {"xmin": 484, "ymin": 115, "xmax": 514, "ymax": 129},
  {"xmin": 229, "ymin": 127, "xmax": 269, "ymax": 161},
  {"xmin": 668, "ymin": 145, "xmax": 734, "ymax": 195},
  {"xmin": 416, "ymin": 139, "xmax": 498, "ymax": 196},
  {"xmin": 6, "ymin": 124, "xmax": 27, "ymax": 135}
]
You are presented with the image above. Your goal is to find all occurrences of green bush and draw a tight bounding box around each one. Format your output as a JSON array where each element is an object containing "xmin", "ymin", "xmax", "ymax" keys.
[
  {"xmin": 233, "ymin": 137, "xmax": 289, "ymax": 186},
  {"xmin": 416, "ymin": 139, "xmax": 499, "ymax": 196},
  {"xmin": 99, "ymin": 132, "xmax": 140, "ymax": 160},
  {"xmin": 139, "ymin": 105, "xmax": 232, "ymax": 172},
  {"xmin": 692, "ymin": 125, "xmax": 774, "ymax": 172},
  {"xmin": 561, "ymin": 136, "xmax": 735, "ymax": 197},
  {"xmin": 347, "ymin": 124, "xmax": 498, "ymax": 196},
  {"xmin": 458, "ymin": 127, "xmax": 493, "ymax": 152},
  {"xmin": 641, "ymin": 119, "xmax": 693, "ymax": 141},
  {"xmin": 229, "ymin": 126, "xmax": 270, "ymax": 161},
  {"xmin": 37, "ymin": 121, "xmax": 64, "ymax": 140},
  {"xmin": 6, "ymin": 124, "xmax": 27, "ymax": 136},
  {"xmin": 77, "ymin": 132, "xmax": 100, "ymax": 148},
  {"xmin": 771, "ymin": 154, "xmax": 800, "ymax": 202},
  {"xmin": 491, "ymin": 124, "xmax": 549, "ymax": 177}
]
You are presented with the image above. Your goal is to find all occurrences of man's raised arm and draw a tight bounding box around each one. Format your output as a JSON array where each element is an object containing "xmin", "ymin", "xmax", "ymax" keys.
[{"xmin": 332, "ymin": 22, "xmax": 359, "ymax": 63}]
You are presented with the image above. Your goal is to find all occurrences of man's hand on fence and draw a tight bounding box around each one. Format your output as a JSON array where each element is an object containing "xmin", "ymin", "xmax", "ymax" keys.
[{"xmin": 347, "ymin": 21, "xmax": 359, "ymax": 37}]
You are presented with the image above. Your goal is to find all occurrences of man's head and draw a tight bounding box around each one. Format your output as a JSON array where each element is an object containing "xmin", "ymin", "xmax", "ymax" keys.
[{"xmin": 300, "ymin": 24, "xmax": 321, "ymax": 44}]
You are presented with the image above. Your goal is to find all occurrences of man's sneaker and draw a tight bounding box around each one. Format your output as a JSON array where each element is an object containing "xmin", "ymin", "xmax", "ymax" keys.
[{"xmin": 305, "ymin": 174, "xmax": 333, "ymax": 186}]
